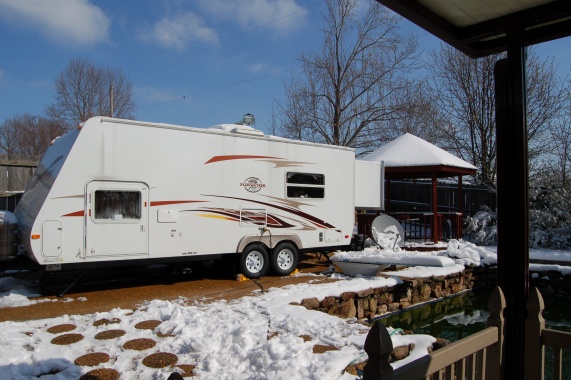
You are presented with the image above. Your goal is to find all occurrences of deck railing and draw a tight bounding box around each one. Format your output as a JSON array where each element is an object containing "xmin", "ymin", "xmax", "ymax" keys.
[
  {"xmin": 524, "ymin": 288, "xmax": 571, "ymax": 380},
  {"xmin": 363, "ymin": 286, "xmax": 570, "ymax": 379}
]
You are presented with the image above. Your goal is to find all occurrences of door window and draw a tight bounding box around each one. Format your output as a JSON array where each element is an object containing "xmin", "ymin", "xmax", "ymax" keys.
[{"xmin": 93, "ymin": 190, "xmax": 141, "ymax": 221}]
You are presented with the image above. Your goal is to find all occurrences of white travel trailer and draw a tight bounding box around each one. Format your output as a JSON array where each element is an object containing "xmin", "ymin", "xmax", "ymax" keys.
[{"xmin": 10, "ymin": 117, "xmax": 383, "ymax": 279}]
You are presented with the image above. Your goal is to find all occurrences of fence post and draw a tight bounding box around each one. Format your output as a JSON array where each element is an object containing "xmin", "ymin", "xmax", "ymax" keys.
[
  {"xmin": 363, "ymin": 320, "xmax": 394, "ymax": 380},
  {"xmin": 486, "ymin": 286, "xmax": 506, "ymax": 380},
  {"xmin": 524, "ymin": 287, "xmax": 545, "ymax": 380}
]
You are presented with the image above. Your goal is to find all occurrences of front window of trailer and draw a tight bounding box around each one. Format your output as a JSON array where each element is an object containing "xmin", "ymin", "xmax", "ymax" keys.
[
  {"xmin": 286, "ymin": 172, "xmax": 325, "ymax": 199},
  {"xmin": 94, "ymin": 190, "xmax": 141, "ymax": 220}
]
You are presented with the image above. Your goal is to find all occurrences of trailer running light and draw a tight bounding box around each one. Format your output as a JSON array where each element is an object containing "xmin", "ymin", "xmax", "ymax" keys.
[{"xmin": 32, "ymin": 234, "xmax": 40, "ymax": 240}]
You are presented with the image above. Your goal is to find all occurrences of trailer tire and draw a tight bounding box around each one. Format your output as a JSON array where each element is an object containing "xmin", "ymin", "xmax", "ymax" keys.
[
  {"xmin": 239, "ymin": 244, "xmax": 269, "ymax": 279},
  {"xmin": 270, "ymin": 242, "xmax": 298, "ymax": 276}
]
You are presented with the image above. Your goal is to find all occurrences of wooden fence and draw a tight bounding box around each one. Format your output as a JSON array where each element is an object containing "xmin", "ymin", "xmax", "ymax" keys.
[
  {"xmin": 388, "ymin": 180, "xmax": 497, "ymax": 217},
  {"xmin": 363, "ymin": 286, "xmax": 570, "ymax": 379},
  {"xmin": 0, "ymin": 159, "xmax": 38, "ymax": 192}
]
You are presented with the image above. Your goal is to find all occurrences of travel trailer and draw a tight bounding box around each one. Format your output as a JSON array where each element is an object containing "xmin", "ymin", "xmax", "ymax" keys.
[{"xmin": 3, "ymin": 117, "xmax": 383, "ymax": 280}]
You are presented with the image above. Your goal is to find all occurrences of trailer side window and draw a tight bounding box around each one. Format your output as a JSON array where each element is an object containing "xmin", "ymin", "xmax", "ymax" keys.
[
  {"xmin": 286, "ymin": 172, "xmax": 325, "ymax": 199},
  {"xmin": 94, "ymin": 190, "xmax": 141, "ymax": 220}
]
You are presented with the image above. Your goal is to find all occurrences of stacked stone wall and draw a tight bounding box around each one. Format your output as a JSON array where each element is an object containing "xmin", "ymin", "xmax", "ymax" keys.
[
  {"xmin": 298, "ymin": 265, "xmax": 570, "ymax": 319},
  {"xmin": 298, "ymin": 269, "xmax": 474, "ymax": 319}
]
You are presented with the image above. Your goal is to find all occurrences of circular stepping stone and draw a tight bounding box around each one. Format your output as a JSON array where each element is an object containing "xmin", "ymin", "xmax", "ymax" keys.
[
  {"xmin": 177, "ymin": 364, "xmax": 196, "ymax": 377},
  {"xmin": 156, "ymin": 329, "xmax": 176, "ymax": 338},
  {"xmin": 51, "ymin": 333, "xmax": 84, "ymax": 345},
  {"xmin": 123, "ymin": 338, "xmax": 156, "ymax": 351},
  {"xmin": 74, "ymin": 352, "xmax": 110, "ymax": 366},
  {"xmin": 47, "ymin": 324, "xmax": 77, "ymax": 334},
  {"xmin": 313, "ymin": 344, "xmax": 338, "ymax": 354},
  {"xmin": 142, "ymin": 352, "xmax": 178, "ymax": 368},
  {"xmin": 94, "ymin": 330, "xmax": 126, "ymax": 340},
  {"xmin": 93, "ymin": 318, "xmax": 121, "ymax": 327},
  {"xmin": 135, "ymin": 320, "xmax": 162, "ymax": 330},
  {"xmin": 79, "ymin": 368, "xmax": 120, "ymax": 380}
]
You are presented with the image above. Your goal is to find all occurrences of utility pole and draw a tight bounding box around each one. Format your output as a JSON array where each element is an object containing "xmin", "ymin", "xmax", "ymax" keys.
[{"xmin": 109, "ymin": 83, "xmax": 114, "ymax": 117}]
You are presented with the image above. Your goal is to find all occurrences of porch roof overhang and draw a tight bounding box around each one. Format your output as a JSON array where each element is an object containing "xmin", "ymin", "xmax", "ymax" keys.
[{"xmin": 376, "ymin": 0, "xmax": 571, "ymax": 58}]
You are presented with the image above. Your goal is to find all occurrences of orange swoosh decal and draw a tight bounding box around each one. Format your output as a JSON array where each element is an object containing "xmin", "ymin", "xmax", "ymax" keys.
[{"xmin": 205, "ymin": 155, "xmax": 283, "ymax": 164}]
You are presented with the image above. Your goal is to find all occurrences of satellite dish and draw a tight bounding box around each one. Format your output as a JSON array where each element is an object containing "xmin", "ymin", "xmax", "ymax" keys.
[{"xmin": 370, "ymin": 214, "xmax": 405, "ymax": 249}]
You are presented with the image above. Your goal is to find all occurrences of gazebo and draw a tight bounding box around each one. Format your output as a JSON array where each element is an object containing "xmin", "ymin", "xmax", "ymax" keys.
[{"xmin": 363, "ymin": 133, "xmax": 477, "ymax": 243}]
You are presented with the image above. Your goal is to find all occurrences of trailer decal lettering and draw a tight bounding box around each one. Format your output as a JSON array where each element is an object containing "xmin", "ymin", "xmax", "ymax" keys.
[{"xmin": 240, "ymin": 177, "xmax": 266, "ymax": 193}]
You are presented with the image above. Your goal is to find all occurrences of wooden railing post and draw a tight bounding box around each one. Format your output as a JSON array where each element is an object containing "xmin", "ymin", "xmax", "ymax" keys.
[
  {"xmin": 363, "ymin": 320, "xmax": 394, "ymax": 380},
  {"xmin": 486, "ymin": 286, "xmax": 506, "ymax": 380},
  {"xmin": 524, "ymin": 287, "xmax": 545, "ymax": 380}
]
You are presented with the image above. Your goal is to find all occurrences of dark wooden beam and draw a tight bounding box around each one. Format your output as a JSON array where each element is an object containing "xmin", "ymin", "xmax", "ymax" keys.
[{"xmin": 377, "ymin": 0, "xmax": 571, "ymax": 58}]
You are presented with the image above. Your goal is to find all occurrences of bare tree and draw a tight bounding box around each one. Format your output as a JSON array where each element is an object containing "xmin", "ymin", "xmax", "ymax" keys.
[
  {"xmin": 275, "ymin": 0, "xmax": 420, "ymax": 153},
  {"xmin": 427, "ymin": 45, "xmax": 567, "ymax": 186},
  {"xmin": 0, "ymin": 113, "xmax": 66, "ymax": 159},
  {"xmin": 539, "ymin": 107, "xmax": 571, "ymax": 187},
  {"xmin": 46, "ymin": 58, "xmax": 136, "ymax": 130},
  {"xmin": 379, "ymin": 80, "xmax": 453, "ymax": 147}
]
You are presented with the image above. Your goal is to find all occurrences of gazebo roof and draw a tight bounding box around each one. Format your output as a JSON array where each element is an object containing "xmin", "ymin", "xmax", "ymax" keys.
[{"xmin": 363, "ymin": 133, "xmax": 477, "ymax": 179}]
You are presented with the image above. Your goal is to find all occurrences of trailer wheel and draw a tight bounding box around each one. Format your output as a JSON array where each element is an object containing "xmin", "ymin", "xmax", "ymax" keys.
[
  {"xmin": 270, "ymin": 242, "xmax": 298, "ymax": 276},
  {"xmin": 239, "ymin": 244, "xmax": 269, "ymax": 279}
]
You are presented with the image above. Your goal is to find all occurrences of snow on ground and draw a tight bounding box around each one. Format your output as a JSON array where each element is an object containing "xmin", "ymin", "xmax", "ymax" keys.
[{"xmin": 1, "ymin": 242, "xmax": 570, "ymax": 379}]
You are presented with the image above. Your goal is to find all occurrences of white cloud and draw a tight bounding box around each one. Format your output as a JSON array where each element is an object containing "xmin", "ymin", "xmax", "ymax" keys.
[
  {"xmin": 145, "ymin": 11, "xmax": 218, "ymax": 50},
  {"xmin": 198, "ymin": 0, "xmax": 308, "ymax": 36},
  {"xmin": 0, "ymin": 0, "xmax": 110, "ymax": 45}
]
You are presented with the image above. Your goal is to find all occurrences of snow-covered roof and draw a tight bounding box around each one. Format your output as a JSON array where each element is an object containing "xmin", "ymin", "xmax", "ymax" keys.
[{"xmin": 363, "ymin": 133, "xmax": 477, "ymax": 178}]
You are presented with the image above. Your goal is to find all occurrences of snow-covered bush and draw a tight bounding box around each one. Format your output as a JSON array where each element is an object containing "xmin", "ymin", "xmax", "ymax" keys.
[
  {"xmin": 462, "ymin": 206, "xmax": 497, "ymax": 246},
  {"xmin": 462, "ymin": 185, "xmax": 571, "ymax": 249}
]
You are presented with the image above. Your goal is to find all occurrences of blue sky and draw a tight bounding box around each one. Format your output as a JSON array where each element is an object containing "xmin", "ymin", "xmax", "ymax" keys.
[{"xmin": 1, "ymin": 0, "xmax": 570, "ymax": 135}]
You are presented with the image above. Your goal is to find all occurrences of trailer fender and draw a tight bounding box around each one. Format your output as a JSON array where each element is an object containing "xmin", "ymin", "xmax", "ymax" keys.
[{"xmin": 236, "ymin": 234, "xmax": 303, "ymax": 253}]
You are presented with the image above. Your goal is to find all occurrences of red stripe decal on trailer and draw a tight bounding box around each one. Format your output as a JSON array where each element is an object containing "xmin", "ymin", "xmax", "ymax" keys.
[
  {"xmin": 150, "ymin": 200, "xmax": 205, "ymax": 207},
  {"xmin": 204, "ymin": 155, "xmax": 282, "ymax": 164},
  {"xmin": 62, "ymin": 210, "xmax": 84, "ymax": 217}
]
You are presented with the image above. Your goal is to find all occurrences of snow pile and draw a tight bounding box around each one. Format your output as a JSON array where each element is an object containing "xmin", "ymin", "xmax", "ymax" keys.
[
  {"xmin": 331, "ymin": 248, "xmax": 456, "ymax": 268},
  {"xmin": 0, "ymin": 276, "xmax": 51, "ymax": 308},
  {"xmin": 445, "ymin": 239, "xmax": 497, "ymax": 266},
  {"xmin": 330, "ymin": 239, "xmax": 500, "ymax": 271}
]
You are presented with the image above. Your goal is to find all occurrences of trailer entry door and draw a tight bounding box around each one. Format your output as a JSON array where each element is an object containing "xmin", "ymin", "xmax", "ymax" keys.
[{"xmin": 86, "ymin": 181, "xmax": 149, "ymax": 257}]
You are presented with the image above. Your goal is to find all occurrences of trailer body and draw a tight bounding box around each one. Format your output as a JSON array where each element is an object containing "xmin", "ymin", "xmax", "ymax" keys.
[{"xmin": 13, "ymin": 117, "xmax": 382, "ymax": 278}]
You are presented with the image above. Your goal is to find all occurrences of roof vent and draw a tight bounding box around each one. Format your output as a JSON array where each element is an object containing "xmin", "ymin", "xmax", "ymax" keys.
[{"xmin": 209, "ymin": 124, "xmax": 264, "ymax": 136}]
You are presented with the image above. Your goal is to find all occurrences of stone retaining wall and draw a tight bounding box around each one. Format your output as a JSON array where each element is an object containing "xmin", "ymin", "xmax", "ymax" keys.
[
  {"xmin": 298, "ymin": 269, "xmax": 475, "ymax": 319},
  {"xmin": 298, "ymin": 265, "xmax": 570, "ymax": 319}
]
